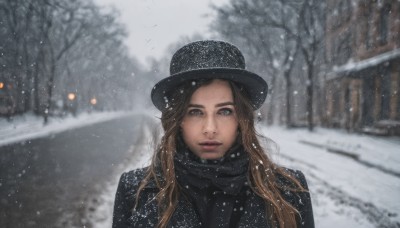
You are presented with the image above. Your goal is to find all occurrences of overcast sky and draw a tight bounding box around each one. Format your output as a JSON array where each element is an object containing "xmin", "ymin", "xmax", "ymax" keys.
[{"xmin": 95, "ymin": 0, "xmax": 228, "ymax": 68}]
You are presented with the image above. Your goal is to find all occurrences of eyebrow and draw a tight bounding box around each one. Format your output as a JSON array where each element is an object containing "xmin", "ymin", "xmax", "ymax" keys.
[
  {"xmin": 188, "ymin": 102, "xmax": 235, "ymax": 108},
  {"xmin": 216, "ymin": 102, "xmax": 235, "ymax": 107}
]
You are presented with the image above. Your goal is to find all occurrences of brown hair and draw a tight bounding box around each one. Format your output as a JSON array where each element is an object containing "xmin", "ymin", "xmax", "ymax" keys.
[{"xmin": 136, "ymin": 79, "xmax": 306, "ymax": 228}]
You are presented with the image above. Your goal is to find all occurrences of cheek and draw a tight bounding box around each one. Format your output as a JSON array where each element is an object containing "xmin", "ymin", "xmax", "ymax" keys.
[
  {"xmin": 181, "ymin": 118, "xmax": 202, "ymax": 131},
  {"xmin": 180, "ymin": 121, "xmax": 196, "ymax": 140},
  {"xmin": 223, "ymin": 120, "xmax": 239, "ymax": 139}
]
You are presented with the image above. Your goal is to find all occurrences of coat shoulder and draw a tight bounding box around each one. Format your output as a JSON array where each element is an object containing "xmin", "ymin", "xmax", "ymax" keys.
[
  {"xmin": 276, "ymin": 167, "xmax": 315, "ymax": 228},
  {"xmin": 116, "ymin": 166, "xmax": 158, "ymax": 202},
  {"xmin": 119, "ymin": 167, "xmax": 148, "ymax": 190},
  {"xmin": 277, "ymin": 167, "xmax": 308, "ymax": 188},
  {"xmin": 113, "ymin": 167, "xmax": 159, "ymax": 228}
]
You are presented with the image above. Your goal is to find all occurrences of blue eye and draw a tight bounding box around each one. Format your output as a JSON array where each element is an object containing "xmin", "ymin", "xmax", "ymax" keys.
[
  {"xmin": 187, "ymin": 109, "xmax": 203, "ymax": 116},
  {"xmin": 218, "ymin": 108, "xmax": 233, "ymax": 116}
]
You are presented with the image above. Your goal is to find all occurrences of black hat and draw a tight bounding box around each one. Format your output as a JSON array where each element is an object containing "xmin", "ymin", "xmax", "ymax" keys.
[{"xmin": 151, "ymin": 40, "xmax": 268, "ymax": 110}]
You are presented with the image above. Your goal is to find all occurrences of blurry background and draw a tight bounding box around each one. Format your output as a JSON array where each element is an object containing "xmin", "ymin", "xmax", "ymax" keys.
[{"xmin": 0, "ymin": 0, "xmax": 399, "ymax": 227}]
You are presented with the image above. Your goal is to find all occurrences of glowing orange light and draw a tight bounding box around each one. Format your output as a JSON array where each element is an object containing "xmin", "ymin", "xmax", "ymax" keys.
[
  {"xmin": 68, "ymin": 93, "xmax": 76, "ymax": 101},
  {"xmin": 90, "ymin": 98, "xmax": 97, "ymax": 105},
  {"xmin": 0, "ymin": 82, "xmax": 4, "ymax": 89}
]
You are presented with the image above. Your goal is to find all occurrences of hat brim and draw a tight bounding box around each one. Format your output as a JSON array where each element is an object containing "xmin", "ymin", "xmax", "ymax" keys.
[{"xmin": 151, "ymin": 68, "xmax": 268, "ymax": 111}]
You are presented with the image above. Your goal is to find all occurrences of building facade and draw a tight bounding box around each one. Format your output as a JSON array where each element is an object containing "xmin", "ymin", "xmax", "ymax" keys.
[{"xmin": 325, "ymin": 0, "xmax": 400, "ymax": 135}]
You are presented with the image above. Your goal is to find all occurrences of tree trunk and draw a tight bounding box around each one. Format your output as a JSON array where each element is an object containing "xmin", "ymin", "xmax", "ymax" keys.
[
  {"xmin": 306, "ymin": 64, "xmax": 314, "ymax": 131},
  {"xmin": 284, "ymin": 70, "xmax": 292, "ymax": 128},
  {"xmin": 33, "ymin": 60, "xmax": 41, "ymax": 115},
  {"xmin": 22, "ymin": 35, "xmax": 32, "ymax": 112},
  {"xmin": 267, "ymin": 76, "xmax": 277, "ymax": 125},
  {"xmin": 43, "ymin": 56, "xmax": 55, "ymax": 125}
]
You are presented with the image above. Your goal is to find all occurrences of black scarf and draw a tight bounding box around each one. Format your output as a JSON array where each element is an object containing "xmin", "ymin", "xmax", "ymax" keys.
[{"xmin": 174, "ymin": 140, "xmax": 249, "ymax": 228}]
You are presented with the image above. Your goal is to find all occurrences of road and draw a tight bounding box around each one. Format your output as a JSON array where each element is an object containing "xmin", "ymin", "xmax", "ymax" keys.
[{"xmin": 0, "ymin": 114, "xmax": 157, "ymax": 228}]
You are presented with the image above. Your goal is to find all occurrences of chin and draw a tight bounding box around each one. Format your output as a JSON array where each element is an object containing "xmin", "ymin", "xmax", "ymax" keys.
[{"xmin": 199, "ymin": 152, "xmax": 224, "ymax": 160}]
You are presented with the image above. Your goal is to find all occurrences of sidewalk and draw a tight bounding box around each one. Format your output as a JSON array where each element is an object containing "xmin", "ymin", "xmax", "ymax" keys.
[
  {"xmin": 261, "ymin": 126, "xmax": 400, "ymax": 227},
  {"xmin": 0, "ymin": 111, "xmax": 143, "ymax": 147},
  {"xmin": 264, "ymin": 126, "xmax": 400, "ymax": 176}
]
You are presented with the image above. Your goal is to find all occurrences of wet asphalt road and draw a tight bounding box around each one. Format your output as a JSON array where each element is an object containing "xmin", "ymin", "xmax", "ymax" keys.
[{"xmin": 0, "ymin": 114, "xmax": 154, "ymax": 228}]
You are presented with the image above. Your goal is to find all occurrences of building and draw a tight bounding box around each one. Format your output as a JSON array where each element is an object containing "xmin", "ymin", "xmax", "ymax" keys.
[
  {"xmin": 0, "ymin": 78, "xmax": 17, "ymax": 118},
  {"xmin": 325, "ymin": 0, "xmax": 400, "ymax": 135}
]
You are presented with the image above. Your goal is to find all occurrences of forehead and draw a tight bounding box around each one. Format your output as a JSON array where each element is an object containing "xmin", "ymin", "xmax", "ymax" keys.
[{"xmin": 190, "ymin": 79, "xmax": 234, "ymax": 104}]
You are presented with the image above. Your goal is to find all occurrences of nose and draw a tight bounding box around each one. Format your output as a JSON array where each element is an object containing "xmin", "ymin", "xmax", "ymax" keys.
[{"xmin": 203, "ymin": 115, "xmax": 217, "ymax": 135}]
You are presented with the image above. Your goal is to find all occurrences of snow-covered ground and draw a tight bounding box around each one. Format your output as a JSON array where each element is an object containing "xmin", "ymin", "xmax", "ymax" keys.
[
  {"xmin": 1, "ymin": 112, "xmax": 399, "ymax": 227},
  {"xmin": 262, "ymin": 127, "xmax": 400, "ymax": 228},
  {"xmin": 0, "ymin": 111, "xmax": 136, "ymax": 147}
]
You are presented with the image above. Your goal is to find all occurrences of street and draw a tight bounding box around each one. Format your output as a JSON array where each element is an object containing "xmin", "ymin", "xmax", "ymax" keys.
[{"xmin": 0, "ymin": 114, "xmax": 157, "ymax": 227}]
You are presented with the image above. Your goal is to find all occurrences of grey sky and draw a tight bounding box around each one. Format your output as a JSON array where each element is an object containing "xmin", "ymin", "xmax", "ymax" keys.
[{"xmin": 95, "ymin": 0, "xmax": 228, "ymax": 68}]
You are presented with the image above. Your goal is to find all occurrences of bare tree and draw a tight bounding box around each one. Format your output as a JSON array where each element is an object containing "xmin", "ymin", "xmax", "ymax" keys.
[
  {"xmin": 211, "ymin": 0, "xmax": 327, "ymax": 130},
  {"xmin": 0, "ymin": 0, "xmax": 142, "ymax": 121},
  {"xmin": 211, "ymin": 0, "xmax": 300, "ymax": 127},
  {"xmin": 297, "ymin": 0, "xmax": 326, "ymax": 131}
]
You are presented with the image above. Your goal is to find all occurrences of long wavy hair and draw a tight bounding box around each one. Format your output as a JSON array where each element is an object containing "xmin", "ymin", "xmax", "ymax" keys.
[{"xmin": 136, "ymin": 79, "xmax": 306, "ymax": 228}]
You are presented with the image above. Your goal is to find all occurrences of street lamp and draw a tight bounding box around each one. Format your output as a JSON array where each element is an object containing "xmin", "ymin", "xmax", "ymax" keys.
[
  {"xmin": 90, "ymin": 97, "xmax": 97, "ymax": 105},
  {"xmin": 67, "ymin": 93, "xmax": 76, "ymax": 101}
]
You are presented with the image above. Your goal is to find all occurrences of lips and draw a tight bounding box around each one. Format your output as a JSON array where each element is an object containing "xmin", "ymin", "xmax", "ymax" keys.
[{"xmin": 199, "ymin": 141, "xmax": 222, "ymax": 151}]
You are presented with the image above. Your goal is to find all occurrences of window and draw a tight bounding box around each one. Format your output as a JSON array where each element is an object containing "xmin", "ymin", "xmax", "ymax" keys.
[
  {"xmin": 379, "ymin": 4, "xmax": 391, "ymax": 45},
  {"xmin": 398, "ymin": 71, "xmax": 400, "ymax": 120},
  {"xmin": 362, "ymin": 74, "xmax": 375, "ymax": 126},
  {"xmin": 338, "ymin": 1, "xmax": 344, "ymax": 16},
  {"xmin": 380, "ymin": 68, "xmax": 391, "ymax": 120},
  {"xmin": 336, "ymin": 33, "xmax": 352, "ymax": 65},
  {"xmin": 344, "ymin": 0, "xmax": 352, "ymax": 22},
  {"xmin": 336, "ymin": 0, "xmax": 352, "ymax": 27},
  {"xmin": 365, "ymin": 4, "xmax": 373, "ymax": 49}
]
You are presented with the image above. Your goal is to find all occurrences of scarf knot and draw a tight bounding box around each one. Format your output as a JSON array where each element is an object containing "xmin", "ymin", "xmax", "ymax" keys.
[{"xmin": 174, "ymin": 142, "xmax": 249, "ymax": 195}]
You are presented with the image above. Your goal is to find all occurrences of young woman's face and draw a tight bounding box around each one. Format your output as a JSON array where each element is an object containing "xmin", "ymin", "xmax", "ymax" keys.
[{"xmin": 180, "ymin": 79, "xmax": 239, "ymax": 160}]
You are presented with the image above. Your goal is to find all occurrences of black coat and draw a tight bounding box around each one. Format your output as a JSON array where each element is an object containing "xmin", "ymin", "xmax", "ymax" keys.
[{"xmin": 112, "ymin": 168, "xmax": 314, "ymax": 228}]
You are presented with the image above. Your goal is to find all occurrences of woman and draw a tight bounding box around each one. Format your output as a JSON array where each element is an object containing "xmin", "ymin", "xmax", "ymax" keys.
[{"xmin": 113, "ymin": 40, "xmax": 314, "ymax": 228}]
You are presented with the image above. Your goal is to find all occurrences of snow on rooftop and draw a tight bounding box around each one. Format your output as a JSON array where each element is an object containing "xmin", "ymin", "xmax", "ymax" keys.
[{"xmin": 333, "ymin": 48, "xmax": 400, "ymax": 74}]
